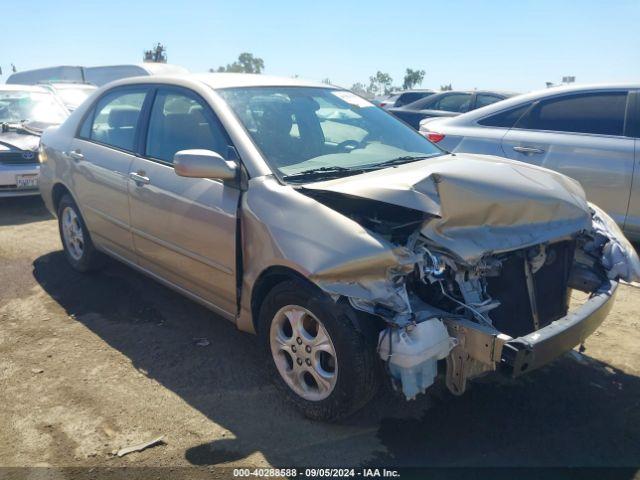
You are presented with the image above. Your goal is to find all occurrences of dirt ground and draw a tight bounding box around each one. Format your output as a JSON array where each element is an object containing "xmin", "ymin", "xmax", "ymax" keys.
[{"xmin": 2, "ymin": 196, "xmax": 640, "ymax": 475}]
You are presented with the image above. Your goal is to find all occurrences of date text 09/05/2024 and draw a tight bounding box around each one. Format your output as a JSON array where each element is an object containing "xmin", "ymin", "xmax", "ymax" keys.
[{"xmin": 232, "ymin": 468, "xmax": 401, "ymax": 478}]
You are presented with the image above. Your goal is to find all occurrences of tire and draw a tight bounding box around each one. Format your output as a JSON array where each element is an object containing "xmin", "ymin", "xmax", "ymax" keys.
[
  {"xmin": 258, "ymin": 279, "xmax": 380, "ymax": 421},
  {"xmin": 57, "ymin": 194, "xmax": 105, "ymax": 272}
]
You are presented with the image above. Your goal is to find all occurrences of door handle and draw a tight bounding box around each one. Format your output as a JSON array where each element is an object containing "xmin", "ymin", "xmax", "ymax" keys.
[
  {"xmin": 513, "ymin": 146, "xmax": 545, "ymax": 154},
  {"xmin": 68, "ymin": 150, "xmax": 84, "ymax": 161},
  {"xmin": 129, "ymin": 171, "xmax": 150, "ymax": 186}
]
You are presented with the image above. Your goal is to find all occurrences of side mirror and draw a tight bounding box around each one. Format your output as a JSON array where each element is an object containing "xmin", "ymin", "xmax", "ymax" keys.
[{"xmin": 173, "ymin": 149, "xmax": 237, "ymax": 180}]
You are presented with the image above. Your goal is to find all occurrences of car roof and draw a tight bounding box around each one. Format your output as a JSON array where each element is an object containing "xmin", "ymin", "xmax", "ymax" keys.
[
  {"xmin": 193, "ymin": 73, "xmax": 330, "ymax": 89},
  {"xmin": 0, "ymin": 84, "xmax": 51, "ymax": 93},
  {"xmin": 431, "ymin": 89, "xmax": 517, "ymax": 95},
  {"xmin": 44, "ymin": 82, "xmax": 97, "ymax": 89},
  {"xmin": 434, "ymin": 83, "xmax": 640, "ymax": 126},
  {"xmin": 49, "ymin": 82, "xmax": 98, "ymax": 90},
  {"xmin": 101, "ymin": 72, "xmax": 332, "ymax": 90},
  {"xmin": 84, "ymin": 63, "xmax": 189, "ymax": 75}
]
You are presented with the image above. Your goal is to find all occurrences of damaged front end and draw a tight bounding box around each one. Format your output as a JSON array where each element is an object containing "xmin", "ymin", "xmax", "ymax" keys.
[{"xmin": 295, "ymin": 155, "xmax": 640, "ymax": 400}]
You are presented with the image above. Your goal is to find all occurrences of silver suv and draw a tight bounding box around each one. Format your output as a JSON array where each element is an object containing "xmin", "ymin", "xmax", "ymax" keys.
[
  {"xmin": 39, "ymin": 74, "xmax": 640, "ymax": 420},
  {"xmin": 420, "ymin": 84, "xmax": 640, "ymax": 241}
]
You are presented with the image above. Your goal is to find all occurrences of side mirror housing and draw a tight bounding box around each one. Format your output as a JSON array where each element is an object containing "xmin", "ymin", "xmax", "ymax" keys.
[{"xmin": 173, "ymin": 149, "xmax": 237, "ymax": 180}]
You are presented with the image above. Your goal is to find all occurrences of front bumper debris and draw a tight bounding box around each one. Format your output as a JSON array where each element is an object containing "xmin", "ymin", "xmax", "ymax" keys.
[
  {"xmin": 442, "ymin": 277, "xmax": 618, "ymax": 395},
  {"xmin": 501, "ymin": 279, "xmax": 618, "ymax": 377}
]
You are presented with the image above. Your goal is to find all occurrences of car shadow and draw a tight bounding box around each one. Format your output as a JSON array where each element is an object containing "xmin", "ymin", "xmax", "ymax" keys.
[
  {"xmin": 33, "ymin": 251, "xmax": 640, "ymax": 471},
  {"xmin": 0, "ymin": 196, "xmax": 53, "ymax": 226}
]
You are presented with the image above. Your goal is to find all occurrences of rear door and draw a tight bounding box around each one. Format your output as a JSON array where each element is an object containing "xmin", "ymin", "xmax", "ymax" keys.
[
  {"xmin": 501, "ymin": 90, "xmax": 634, "ymax": 227},
  {"xmin": 70, "ymin": 86, "xmax": 149, "ymax": 262},
  {"xmin": 625, "ymin": 90, "xmax": 640, "ymax": 239},
  {"xmin": 127, "ymin": 86, "xmax": 240, "ymax": 317}
]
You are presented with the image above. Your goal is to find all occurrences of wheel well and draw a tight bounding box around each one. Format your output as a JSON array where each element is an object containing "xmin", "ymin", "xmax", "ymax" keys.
[
  {"xmin": 250, "ymin": 266, "xmax": 315, "ymax": 332},
  {"xmin": 51, "ymin": 183, "xmax": 72, "ymax": 215}
]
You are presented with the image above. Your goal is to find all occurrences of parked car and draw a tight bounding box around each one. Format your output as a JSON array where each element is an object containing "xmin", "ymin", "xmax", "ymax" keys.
[
  {"xmin": 419, "ymin": 84, "xmax": 640, "ymax": 241},
  {"xmin": 6, "ymin": 63, "xmax": 189, "ymax": 87},
  {"xmin": 39, "ymin": 74, "xmax": 640, "ymax": 420},
  {"xmin": 389, "ymin": 90, "xmax": 516, "ymax": 129},
  {"xmin": 40, "ymin": 83, "xmax": 97, "ymax": 111},
  {"xmin": 378, "ymin": 89, "xmax": 435, "ymax": 109},
  {"xmin": 0, "ymin": 85, "xmax": 69, "ymax": 197}
]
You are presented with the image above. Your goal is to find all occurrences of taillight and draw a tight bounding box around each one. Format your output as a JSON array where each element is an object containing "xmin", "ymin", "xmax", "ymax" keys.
[{"xmin": 426, "ymin": 132, "xmax": 445, "ymax": 143}]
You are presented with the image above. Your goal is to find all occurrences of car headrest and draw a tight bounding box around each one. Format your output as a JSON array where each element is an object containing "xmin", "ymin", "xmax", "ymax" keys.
[{"xmin": 108, "ymin": 107, "xmax": 139, "ymax": 129}]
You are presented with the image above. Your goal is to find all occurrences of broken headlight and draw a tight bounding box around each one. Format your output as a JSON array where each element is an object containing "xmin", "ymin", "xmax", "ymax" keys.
[{"xmin": 589, "ymin": 203, "xmax": 640, "ymax": 283}]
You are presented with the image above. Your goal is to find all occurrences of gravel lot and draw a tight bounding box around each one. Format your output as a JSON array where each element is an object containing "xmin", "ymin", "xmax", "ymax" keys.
[{"xmin": 1, "ymin": 196, "xmax": 640, "ymax": 473}]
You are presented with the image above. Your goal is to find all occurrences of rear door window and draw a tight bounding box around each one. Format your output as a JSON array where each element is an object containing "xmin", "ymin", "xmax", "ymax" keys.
[
  {"xmin": 87, "ymin": 89, "xmax": 147, "ymax": 151},
  {"xmin": 430, "ymin": 93, "xmax": 472, "ymax": 113},
  {"xmin": 475, "ymin": 94, "xmax": 504, "ymax": 109},
  {"xmin": 516, "ymin": 92, "xmax": 628, "ymax": 136}
]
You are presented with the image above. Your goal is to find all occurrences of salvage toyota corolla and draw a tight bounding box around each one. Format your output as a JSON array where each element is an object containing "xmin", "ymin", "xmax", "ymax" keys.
[{"xmin": 39, "ymin": 74, "xmax": 640, "ymax": 421}]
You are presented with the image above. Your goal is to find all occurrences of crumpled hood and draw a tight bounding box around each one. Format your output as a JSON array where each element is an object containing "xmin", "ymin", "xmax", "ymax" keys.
[
  {"xmin": 304, "ymin": 153, "xmax": 592, "ymax": 263},
  {"xmin": 0, "ymin": 131, "xmax": 40, "ymax": 152}
]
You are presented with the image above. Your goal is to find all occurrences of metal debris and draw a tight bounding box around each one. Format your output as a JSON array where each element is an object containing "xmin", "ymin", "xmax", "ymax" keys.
[
  {"xmin": 31, "ymin": 368, "xmax": 44, "ymax": 374},
  {"xmin": 194, "ymin": 338, "xmax": 210, "ymax": 347},
  {"xmin": 116, "ymin": 435, "xmax": 165, "ymax": 457}
]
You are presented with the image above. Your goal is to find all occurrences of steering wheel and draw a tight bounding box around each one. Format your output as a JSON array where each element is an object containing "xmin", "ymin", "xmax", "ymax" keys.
[{"xmin": 336, "ymin": 139, "xmax": 363, "ymax": 152}]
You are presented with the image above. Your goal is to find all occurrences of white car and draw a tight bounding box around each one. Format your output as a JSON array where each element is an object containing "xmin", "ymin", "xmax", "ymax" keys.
[
  {"xmin": 419, "ymin": 84, "xmax": 640, "ymax": 241},
  {"xmin": 41, "ymin": 83, "xmax": 97, "ymax": 111},
  {"xmin": 0, "ymin": 85, "xmax": 69, "ymax": 197}
]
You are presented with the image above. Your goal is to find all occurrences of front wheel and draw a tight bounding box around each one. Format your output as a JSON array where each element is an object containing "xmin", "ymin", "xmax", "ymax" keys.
[{"xmin": 258, "ymin": 280, "xmax": 380, "ymax": 421}]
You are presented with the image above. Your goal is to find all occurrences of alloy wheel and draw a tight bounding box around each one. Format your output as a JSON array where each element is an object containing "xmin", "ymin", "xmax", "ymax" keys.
[
  {"xmin": 269, "ymin": 305, "xmax": 338, "ymax": 401},
  {"xmin": 61, "ymin": 206, "xmax": 85, "ymax": 261}
]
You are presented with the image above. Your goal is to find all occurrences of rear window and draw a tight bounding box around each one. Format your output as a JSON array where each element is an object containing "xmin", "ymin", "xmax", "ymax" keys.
[
  {"xmin": 516, "ymin": 92, "xmax": 628, "ymax": 136},
  {"xmin": 431, "ymin": 93, "xmax": 472, "ymax": 113}
]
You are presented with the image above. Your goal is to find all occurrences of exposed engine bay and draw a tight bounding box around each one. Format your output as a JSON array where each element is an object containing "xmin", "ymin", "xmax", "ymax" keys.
[{"xmin": 298, "ymin": 181, "xmax": 640, "ymax": 400}]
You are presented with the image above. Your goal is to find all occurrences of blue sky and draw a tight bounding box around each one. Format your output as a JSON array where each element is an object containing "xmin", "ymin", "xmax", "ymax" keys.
[{"xmin": 2, "ymin": 0, "xmax": 639, "ymax": 92}]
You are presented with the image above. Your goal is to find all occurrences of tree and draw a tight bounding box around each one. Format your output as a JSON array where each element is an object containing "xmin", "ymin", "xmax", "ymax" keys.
[
  {"xmin": 350, "ymin": 82, "xmax": 368, "ymax": 97},
  {"xmin": 216, "ymin": 52, "xmax": 265, "ymax": 74},
  {"xmin": 367, "ymin": 71, "xmax": 393, "ymax": 96},
  {"xmin": 143, "ymin": 43, "xmax": 167, "ymax": 63},
  {"xmin": 402, "ymin": 68, "xmax": 425, "ymax": 90},
  {"xmin": 440, "ymin": 83, "xmax": 453, "ymax": 91}
]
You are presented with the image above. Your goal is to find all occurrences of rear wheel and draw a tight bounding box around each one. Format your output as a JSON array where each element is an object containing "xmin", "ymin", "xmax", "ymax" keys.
[
  {"xmin": 258, "ymin": 280, "xmax": 380, "ymax": 421},
  {"xmin": 57, "ymin": 194, "xmax": 105, "ymax": 272}
]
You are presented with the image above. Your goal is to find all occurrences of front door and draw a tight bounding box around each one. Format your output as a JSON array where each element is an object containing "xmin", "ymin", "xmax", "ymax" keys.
[
  {"xmin": 127, "ymin": 86, "xmax": 240, "ymax": 317},
  {"xmin": 501, "ymin": 90, "xmax": 634, "ymax": 227}
]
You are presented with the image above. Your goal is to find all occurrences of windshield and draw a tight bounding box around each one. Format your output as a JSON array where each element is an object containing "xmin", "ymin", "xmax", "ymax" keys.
[
  {"xmin": 54, "ymin": 86, "xmax": 95, "ymax": 110},
  {"xmin": 0, "ymin": 90, "xmax": 68, "ymax": 125},
  {"xmin": 217, "ymin": 87, "xmax": 443, "ymax": 182}
]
